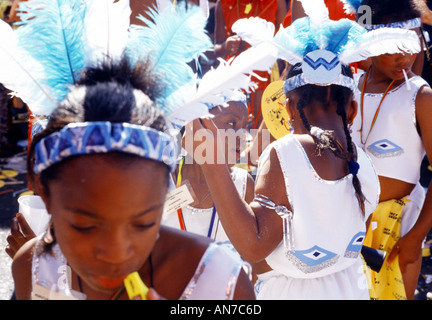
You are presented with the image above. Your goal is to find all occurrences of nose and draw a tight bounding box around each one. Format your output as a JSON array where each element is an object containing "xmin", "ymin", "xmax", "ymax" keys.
[{"xmin": 95, "ymin": 228, "xmax": 134, "ymax": 264}]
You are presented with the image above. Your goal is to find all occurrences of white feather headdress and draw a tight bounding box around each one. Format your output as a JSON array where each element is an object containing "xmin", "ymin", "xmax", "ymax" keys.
[{"xmin": 232, "ymin": 0, "xmax": 420, "ymax": 91}]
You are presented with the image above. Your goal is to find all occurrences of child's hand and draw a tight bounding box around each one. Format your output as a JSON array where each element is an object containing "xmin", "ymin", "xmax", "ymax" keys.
[{"xmin": 6, "ymin": 213, "xmax": 36, "ymax": 259}]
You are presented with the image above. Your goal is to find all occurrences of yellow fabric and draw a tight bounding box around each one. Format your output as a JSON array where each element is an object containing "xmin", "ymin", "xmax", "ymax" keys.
[{"xmin": 363, "ymin": 197, "xmax": 410, "ymax": 300}]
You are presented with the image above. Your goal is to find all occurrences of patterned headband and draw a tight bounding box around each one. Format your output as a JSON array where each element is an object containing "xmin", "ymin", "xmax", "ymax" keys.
[
  {"xmin": 363, "ymin": 17, "xmax": 421, "ymax": 31},
  {"xmin": 283, "ymin": 49, "xmax": 356, "ymax": 93},
  {"xmin": 33, "ymin": 121, "xmax": 178, "ymax": 174}
]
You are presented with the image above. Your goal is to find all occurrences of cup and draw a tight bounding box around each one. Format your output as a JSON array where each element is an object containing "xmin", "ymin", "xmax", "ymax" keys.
[{"xmin": 18, "ymin": 195, "xmax": 51, "ymax": 236}]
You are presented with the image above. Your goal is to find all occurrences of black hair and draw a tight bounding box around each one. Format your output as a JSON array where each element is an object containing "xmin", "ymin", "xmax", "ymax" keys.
[
  {"xmin": 286, "ymin": 63, "xmax": 366, "ymax": 212},
  {"xmin": 28, "ymin": 56, "xmax": 173, "ymax": 252},
  {"xmin": 28, "ymin": 56, "xmax": 171, "ymax": 184},
  {"xmin": 361, "ymin": 0, "xmax": 421, "ymax": 25}
]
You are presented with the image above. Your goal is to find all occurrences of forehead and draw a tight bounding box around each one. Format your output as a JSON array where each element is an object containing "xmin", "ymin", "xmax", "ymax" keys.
[{"xmin": 211, "ymin": 101, "xmax": 248, "ymax": 117}]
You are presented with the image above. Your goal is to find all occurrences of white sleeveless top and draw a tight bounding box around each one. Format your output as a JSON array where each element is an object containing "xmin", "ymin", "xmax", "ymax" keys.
[
  {"xmin": 352, "ymin": 76, "xmax": 429, "ymax": 184},
  {"xmin": 258, "ymin": 134, "xmax": 379, "ymax": 279},
  {"xmin": 162, "ymin": 166, "xmax": 248, "ymax": 243},
  {"xmin": 31, "ymin": 240, "xmax": 246, "ymax": 300}
]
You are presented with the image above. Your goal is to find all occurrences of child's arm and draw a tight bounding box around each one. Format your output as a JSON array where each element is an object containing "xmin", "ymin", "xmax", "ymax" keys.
[
  {"xmin": 185, "ymin": 118, "xmax": 289, "ymax": 264},
  {"xmin": 388, "ymin": 85, "xmax": 432, "ymax": 271}
]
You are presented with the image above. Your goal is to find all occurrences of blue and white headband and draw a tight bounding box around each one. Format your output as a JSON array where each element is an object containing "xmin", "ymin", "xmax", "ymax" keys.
[
  {"xmin": 34, "ymin": 121, "xmax": 178, "ymax": 174},
  {"xmin": 363, "ymin": 17, "xmax": 421, "ymax": 31},
  {"xmin": 283, "ymin": 49, "xmax": 356, "ymax": 93}
]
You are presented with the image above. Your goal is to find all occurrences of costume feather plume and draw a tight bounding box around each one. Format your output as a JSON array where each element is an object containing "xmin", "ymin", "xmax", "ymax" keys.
[
  {"xmin": 338, "ymin": 0, "xmax": 363, "ymax": 14},
  {"xmin": 0, "ymin": 20, "xmax": 57, "ymax": 116},
  {"xmin": 15, "ymin": 0, "xmax": 87, "ymax": 106},
  {"xmin": 298, "ymin": 0, "xmax": 329, "ymax": 27},
  {"xmin": 167, "ymin": 42, "xmax": 278, "ymax": 126},
  {"xmin": 126, "ymin": 3, "xmax": 213, "ymax": 117},
  {"xmin": 84, "ymin": 0, "xmax": 131, "ymax": 66}
]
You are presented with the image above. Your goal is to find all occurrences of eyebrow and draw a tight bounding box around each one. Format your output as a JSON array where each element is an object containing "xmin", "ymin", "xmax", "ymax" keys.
[{"xmin": 64, "ymin": 203, "xmax": 164, "ymax": 219}]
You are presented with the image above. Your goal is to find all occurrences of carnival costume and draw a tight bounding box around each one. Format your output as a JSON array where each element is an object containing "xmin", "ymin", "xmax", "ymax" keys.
[
  {"xmin": 229, "ymin": 0, "xmax": 420, "ymax": 299},
  {"xmin": 344, "ymin": 0, "xmax": 429, "ymax": 299},
  {"xmin": 0, "ymin": 0, "xmax": 276, "ymax": 299}
]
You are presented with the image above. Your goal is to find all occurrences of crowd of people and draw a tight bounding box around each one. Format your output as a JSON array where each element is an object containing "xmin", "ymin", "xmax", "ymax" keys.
[{"xmin": 1, "ymin": 0, "xmax": 432, "ymax": 301}]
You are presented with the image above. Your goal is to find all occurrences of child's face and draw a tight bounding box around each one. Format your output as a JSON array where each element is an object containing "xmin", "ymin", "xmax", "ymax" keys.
[
  {"xmin": 41, "ymin": 154, "xmax": 169, "ymax": 295},
  {"xmin": 371, "ymin": 51, "xmax": 417, "ymax": 81},
  {"xmin": 210, "ymin": 101, "xmax": 248, "ymax": 165}
]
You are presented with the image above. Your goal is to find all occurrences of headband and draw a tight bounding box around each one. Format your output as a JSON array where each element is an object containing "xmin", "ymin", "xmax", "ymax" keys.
[
  {"xmin": 364, "ymin": 17, "xmax": 421, "ymax": 31},
  {"xmin": 33, "ymin": 122, "xmax": 178, "ymax": 173}
]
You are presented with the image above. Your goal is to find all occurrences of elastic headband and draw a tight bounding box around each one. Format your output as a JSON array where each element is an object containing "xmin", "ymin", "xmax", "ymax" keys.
[{"xmin": 33, "ymin": 121, "xmax": 178, "ymax": 173}]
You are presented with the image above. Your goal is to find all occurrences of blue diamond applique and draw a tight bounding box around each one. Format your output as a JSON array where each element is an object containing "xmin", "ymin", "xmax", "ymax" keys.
[
  {"xmin": 344, "ymin": 232, "xmax": 365, "ymax": 258},
  {"xmin": 367, "ymin": 139, "xmax": 404, "ymax": 158}
]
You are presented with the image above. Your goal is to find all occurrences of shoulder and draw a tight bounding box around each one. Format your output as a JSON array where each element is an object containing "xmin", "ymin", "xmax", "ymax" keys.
[
  {"xmin": 154, "ymin": 226, "xmax": 254, "ymax": 299},
  {"xmin": 12, "ymin": 237, "xmax": 38, "ymax": 300}
]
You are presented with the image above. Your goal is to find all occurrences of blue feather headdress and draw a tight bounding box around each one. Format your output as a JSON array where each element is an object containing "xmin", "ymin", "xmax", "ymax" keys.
[{"xmin": 232, "ymin": 0, "xmax": 421, "ymax": 93}]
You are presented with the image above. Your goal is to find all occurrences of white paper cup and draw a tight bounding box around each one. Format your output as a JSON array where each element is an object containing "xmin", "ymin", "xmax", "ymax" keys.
[{"xmin": 18, "ymin": 195, "xmax": 50, "ymax": 236}]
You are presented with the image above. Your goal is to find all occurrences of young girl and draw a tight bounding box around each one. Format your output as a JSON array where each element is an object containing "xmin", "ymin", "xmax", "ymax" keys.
[
  {"xmin": 162, "ymin": 93, "xmax": 255, "ymax": 244},
  {"xmin": 184, "ymin": 3, "xmax": 397, "ymax": 296},
  {"xmin": 11, "ymin": 58, "xmax": 255, "ymax": 300},
  {"xmin": 350, "ymin": 0, "xmax": 432, "ymax": 300}
]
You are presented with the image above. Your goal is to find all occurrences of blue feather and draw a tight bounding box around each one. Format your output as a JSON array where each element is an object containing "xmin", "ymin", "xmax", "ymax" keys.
[
  {"xmin": 323, "ymin": 19, "xmax": 366, "ymax": 55},
  {"xmin": 339, "ymin": 0, "xmax": 363, "ymax": 14},
  {"xmin": 16, "ymin": 0, "xmax": 87, "ymax": 104},
  {"xmin": 126, "ymin": 4, "xmax": 213, "ymax": 115}
]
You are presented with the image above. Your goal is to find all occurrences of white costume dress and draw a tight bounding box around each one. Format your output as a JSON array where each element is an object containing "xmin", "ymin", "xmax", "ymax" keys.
[
  {"xmin": 255, "ymin": 134, "xmax": 380, "ymax": 300},
  {"xmin": 163, "ymin": 166, "xmax": 248, "ymax": 243},
  {"xmin": 351, "ymin": 76, "xmax": 429, "ymax": 236},
  {"xmin": 30, "ymin": 239, "xmax": 246, "ymax": 300}
]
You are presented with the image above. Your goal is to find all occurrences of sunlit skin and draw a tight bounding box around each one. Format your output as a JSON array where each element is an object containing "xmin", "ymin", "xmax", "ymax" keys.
[
  {"xmin": 41, "ymin": 154, "xmax": 168, "ymax": 299},
  {"xmin": 12, "ymin": 153, "xmax": 255, "ymax": 300}
]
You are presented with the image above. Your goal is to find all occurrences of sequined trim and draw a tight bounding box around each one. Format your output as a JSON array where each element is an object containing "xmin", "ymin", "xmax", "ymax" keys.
[
  {"xmin": 286, "ymin": 246, "xmax": 339, "ymax": 274},
  {"xmin": 179, "ymin": 243, "xmax": 218, "ymax": 300},
  {"xmin": 364, "ymin": 17, "xmax": 421, "ymax": 31}
]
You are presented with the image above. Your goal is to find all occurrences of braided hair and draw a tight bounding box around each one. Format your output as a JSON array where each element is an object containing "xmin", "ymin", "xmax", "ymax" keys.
[{"xmin": 286, "ymin": 63, "xmax": 366, "ymax": 212}]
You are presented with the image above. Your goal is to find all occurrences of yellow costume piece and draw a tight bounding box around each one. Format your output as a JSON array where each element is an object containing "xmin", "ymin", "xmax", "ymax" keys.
[{"xmin": 363, "ymin": 197, "xmax": 409, "ymax": 300}]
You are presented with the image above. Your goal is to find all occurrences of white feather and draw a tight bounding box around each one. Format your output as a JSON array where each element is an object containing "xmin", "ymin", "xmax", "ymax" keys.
[
  {"xmin": 167, "ymin": 42, "xmax": 278, "ymax": 126},
  {"xmin": 0, "ymin": 20, "xmax": 56, "ymax": 116},
  {"xmin": 84, "ymin": 0, "xmax": 131, "ymax": 65},
  {"xmin": 232, "ymin": 17, "xmax": 275, "ymax": 46},
  {"xmin": 298, "ymin": 0, "xmax": 329, "ymax": 27},
  {"xmin": 232, "ymin": 17, "xmax": 303, "ymax": 65},
  {"xmin": 339, "ymin": 28, "xmax": 421, "ymax": 64}
]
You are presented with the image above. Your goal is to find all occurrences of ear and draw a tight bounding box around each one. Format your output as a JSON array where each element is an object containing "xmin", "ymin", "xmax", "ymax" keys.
[
  {"xmin": 285, "ymin": 94, "xmax": 298, "ymax": 120},
  {"xmin": 346, "ymin": 98, "xmax": 358, "ymax": 125}
]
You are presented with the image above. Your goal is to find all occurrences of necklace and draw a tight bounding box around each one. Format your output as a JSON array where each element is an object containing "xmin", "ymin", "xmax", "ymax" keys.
[
  {"xmin": 175, "ymin": 156, "xmax": 218, "ymax": 239},
  {"xmin": 359, "ymin": 67, "xmax": 396, "ymax": 146},
  {"xmin": 76, "ymin": 254, "xmax": 154, "ymax": 300}
]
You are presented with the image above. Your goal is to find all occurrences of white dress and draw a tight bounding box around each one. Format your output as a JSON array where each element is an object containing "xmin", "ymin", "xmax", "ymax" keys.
[
  {"xmin": 255, "ymin": 134, "xmax": 380, "ymax": 300},
  {"xmin": 30, "ymin": 239, "xmax": 246, "ymax": 300},
  {"xmin": 162, "ymin": 166, "xmax": 248, "ymax": 244}
]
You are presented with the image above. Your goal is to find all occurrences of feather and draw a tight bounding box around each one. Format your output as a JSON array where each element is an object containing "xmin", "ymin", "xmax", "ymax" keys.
[
  {"xmin": 298, "ymin": 0, "xmax": 329, "ymax": 27},
  {"xmin": 167, "ymin": 42, "xmax": 278, "ymax": 126},
  {"xmin": 126, "ymin": 3, "xmax": 213, "ymax": 116},
  {"xmin": 339, "ymin": 28, "xmax": 421, "ymax": 64},
  {"xmin": 84, "ymin": 0, "xmax": 131, "ymax": 66},
  {"xmin": 0, "ymin": 20, "xmax": 57, "ymax": 116},
  {"xmin": 16, "ymin": 0, "xmax": 87, "ymax": 104},
  {"xmin": 322, "ymin": 19, "xmax": 366, "ymax": 55},
  {"xmin": 338, "ymin": 0, "xmax": 363, "ymax": 14},
  {"xmin": 231, "ymin": 16, "xmax": 275, "ymax": 46}
]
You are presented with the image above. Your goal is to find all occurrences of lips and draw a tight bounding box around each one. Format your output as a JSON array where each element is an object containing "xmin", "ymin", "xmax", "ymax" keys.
[{"xmin": 92, "ymin": 275, "xmax": 128, "ymax": 289}]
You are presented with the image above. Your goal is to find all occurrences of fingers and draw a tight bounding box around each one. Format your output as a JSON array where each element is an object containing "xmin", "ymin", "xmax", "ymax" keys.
[
  {"xmin": 146, "ymin": 288, "xmax": 165, "ymax": 300},
  {"xmin": 16, "ymin": 213, "xmax": 36, "ymax": 238},
  {"xmin": 5, "ymin": 213, "xmax": 36, "ymax": 259}
]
